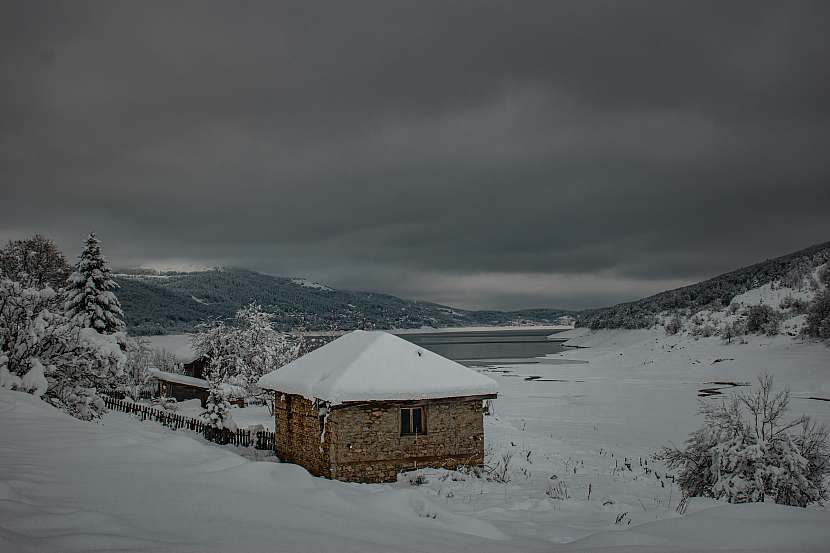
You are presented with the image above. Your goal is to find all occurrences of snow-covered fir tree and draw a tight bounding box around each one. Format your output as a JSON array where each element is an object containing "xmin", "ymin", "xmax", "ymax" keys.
[
  {"xmin": 203, "ymin": 387, "xmax": 237, "ymax": 432},
  {"xmin": 0, "ymin": 277, "xmax": 125, "ymax": 419},
  {"xmin": 200, "ymin": 343, "xmax": 237, "ymax": 432},
  {"xmin": 64, "ymin": 233, "xmax": 125, "ymax": 334}
]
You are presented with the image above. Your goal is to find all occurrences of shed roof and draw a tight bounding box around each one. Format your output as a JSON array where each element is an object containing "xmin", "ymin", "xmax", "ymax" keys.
[
  {"xmin": 257, "ymin": 330, "xmax": 498, "ymax": 404},
  {"xmin": 149, "ymin": 369, "xmax": 246, "ymax": 397},
  {"xmin": 149, "ymin": 369, "xmax": 209, "ymax": 389}
]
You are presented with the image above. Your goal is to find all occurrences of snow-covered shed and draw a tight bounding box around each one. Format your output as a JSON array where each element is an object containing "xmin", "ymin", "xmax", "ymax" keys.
[
  {"xmin": 257, "ymin": 330, "xmax": 498, "ymax": 483},
  {"xmin": 149, "ymin": 369, "xmax": 246, "ymax": 408},
  {"xmin": 149, "ymin": 369, "xmax": 209, "ymax": 407}
]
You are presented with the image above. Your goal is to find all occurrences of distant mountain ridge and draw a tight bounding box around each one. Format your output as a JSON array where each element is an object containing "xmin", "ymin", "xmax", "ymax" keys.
[
  {"xmin": 577, "ymin": 241, "xmax": 830, "ymax": 329},
  {"xmin": 116, "ymin": 268, "xmax": 573, "ymax": 335}
]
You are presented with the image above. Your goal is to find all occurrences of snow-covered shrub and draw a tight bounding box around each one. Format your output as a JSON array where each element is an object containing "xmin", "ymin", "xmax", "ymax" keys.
[
  {"xmin": 19, "ymin": 358, "xmax": 49, "ymax": 396},
  {"xmin": 744, "ymin": 305, "xmax": 782, "ymax": 335},
  {"xmin": 63, "ymin": 233, "xmax": 125, "ymax": 334},
  {"xmin": 55, "ymin": 385, "xmax": 107, "ymax": 421},
  {"xmin": 690, "ymin": 320, "xmax": 717, "ymax": 338},
  {"xmin": 154, "ymin": 396, "xmax": 178, "ymax": 411},
  {"xmin": 661, "ymin": 375, "xmax": 829, "ymax": 507},
  {"xmin": 0, "ymin": 366, "xmax": 22, "ymax": 389}
]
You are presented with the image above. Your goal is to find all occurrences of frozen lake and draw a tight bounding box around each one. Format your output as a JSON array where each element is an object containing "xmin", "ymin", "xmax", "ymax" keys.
[
  {"xmin": 146, "ymin": 327, "xmax": 574, "ymax": 365},
  {"xmin": 400, "ymin": 327, "xmax": 571, "ymax": 364}
]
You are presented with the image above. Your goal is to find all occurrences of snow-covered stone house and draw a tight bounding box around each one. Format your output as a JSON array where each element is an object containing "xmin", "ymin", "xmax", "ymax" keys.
[{"xmin": 257, "ymin": 330, "xmax": 498, "ymax": 483}]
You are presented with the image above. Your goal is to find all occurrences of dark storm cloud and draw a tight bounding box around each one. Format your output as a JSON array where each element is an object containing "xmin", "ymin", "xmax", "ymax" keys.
[{"xmin": 2, "ymin": 1, "xmax": 829, "ymax": 310}]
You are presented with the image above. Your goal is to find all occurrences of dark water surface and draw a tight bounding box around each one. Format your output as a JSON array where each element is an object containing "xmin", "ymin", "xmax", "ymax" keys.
[{"xmin": 398, "ymin": 328, "xmax": 569, "ymax": 365}]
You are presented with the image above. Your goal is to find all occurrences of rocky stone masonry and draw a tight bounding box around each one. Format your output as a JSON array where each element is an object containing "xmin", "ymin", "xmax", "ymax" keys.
[
  {"xmin": 273, "ymin": 394, "xmax": 332, "ymax": 476},
  {"xmin": 273, "ymin": 392, "xmax": 488, "ymax": 483}
]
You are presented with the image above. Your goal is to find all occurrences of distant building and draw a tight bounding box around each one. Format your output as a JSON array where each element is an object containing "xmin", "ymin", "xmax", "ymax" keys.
[
  {"xmin": 149, "ymin": 369, "xmax": 209, "ymax": 407},
  {"xmin": 150, "ymin": 367, "xmax": 245, "ymax": 408},
  {"xmin": 257, "ymin": 330, "xmax": 498, "ymax": 483},
  {"xmin": 181, "ymin": 356, "xmax": 209, "ymax": 380}
]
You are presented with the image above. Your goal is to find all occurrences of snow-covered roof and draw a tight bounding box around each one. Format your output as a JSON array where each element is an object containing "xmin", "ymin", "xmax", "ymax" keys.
[
  {"xmin": 149, "ymin": 369, "xmax": 209, "ymax": 389},
  {"xmin": 149, "ymin": 370, "xmax": 246, "ymax": 398},
  {"xmin": 257, "ymin": 330, "xmax": 498, "ymax": 404}
]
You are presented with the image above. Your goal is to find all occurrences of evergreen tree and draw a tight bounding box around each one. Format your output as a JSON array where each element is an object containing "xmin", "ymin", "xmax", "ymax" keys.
[
  {"xmin": 64, "ymin": 233, "xmax": 125, "ymax": 334},
  {"xmin": 202, "ymin": 349, "xmax": 237, "ymax": 433},
  {"xmin": 0, "ymin": 278, "xmax": 125, "ymax": 420}
]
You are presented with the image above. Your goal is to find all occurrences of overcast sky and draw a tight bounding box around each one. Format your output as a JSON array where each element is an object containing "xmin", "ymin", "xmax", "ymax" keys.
[{"xmin": 2, "ymin": 1, "xmax": 828, "ymax": 310}]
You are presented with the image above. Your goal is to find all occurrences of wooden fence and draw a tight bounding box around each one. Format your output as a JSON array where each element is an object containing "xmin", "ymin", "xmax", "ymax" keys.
[
  {"xmin": 100, "ymin": 389, "xmax": 154, "ymax": 400},
  {"xmin": 102, "ymin": 396, "xmax": 276, "ymax": 450}
]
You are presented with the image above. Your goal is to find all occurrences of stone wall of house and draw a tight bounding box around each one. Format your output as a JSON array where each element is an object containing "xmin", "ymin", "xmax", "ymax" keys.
[
  {"xmin": 273, "ymin": 393, "xmax": 333, "ymax": 478},
  {"xmin": 328, "ymin": 398, "xmax": 485, "ymax": 483},
  {"xmin": 273, "ymin": 393, "xmax": 488, "ymax": 483}
]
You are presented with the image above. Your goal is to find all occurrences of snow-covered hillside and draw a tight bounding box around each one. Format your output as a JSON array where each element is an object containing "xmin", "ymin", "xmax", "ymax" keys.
[{"xmin": 578, "ymin": 242, "xmax": 830, "ymax": 330}]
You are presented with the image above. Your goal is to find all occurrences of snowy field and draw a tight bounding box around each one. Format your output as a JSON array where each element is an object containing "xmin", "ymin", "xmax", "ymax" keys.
[{"xmin": 1, "ymin": 328, "xmax": 829, "ymax": 552}]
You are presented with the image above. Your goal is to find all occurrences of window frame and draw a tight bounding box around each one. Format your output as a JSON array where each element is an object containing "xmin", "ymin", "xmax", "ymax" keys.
[{"xmin": 400, "ymin": 405, "xmax": 427, "ymax": 436}]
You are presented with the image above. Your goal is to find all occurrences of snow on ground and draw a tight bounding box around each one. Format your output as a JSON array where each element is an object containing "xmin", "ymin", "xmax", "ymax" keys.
[
  {"xmin": 175, "ymin": 398, "xmax": 275, "ymax": 431},
  {"xmin": 0, "ymin": 390, "xmax": 512, "ymax": 553},
  {"xmin": 1, "ymin": 327, "xmax": 829, "ymax": 552},
  {"xmin": 394, "ymin": 327, "xmax": 830, "ymax": 548}
]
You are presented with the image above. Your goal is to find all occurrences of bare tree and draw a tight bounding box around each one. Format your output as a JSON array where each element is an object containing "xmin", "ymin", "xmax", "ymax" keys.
[
  {"xmin": 0, "ymin": 235, "xmax": 70, "ymax": 290},
  {"xmin": 664, "ymin": 313, "xmax": 682, "ymax": 335}
]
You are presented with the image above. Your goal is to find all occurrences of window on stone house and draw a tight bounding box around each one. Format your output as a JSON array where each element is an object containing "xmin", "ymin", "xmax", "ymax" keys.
[{"xmin": 400, "ymin": 406, "xmax": 426, "ymax": 435}]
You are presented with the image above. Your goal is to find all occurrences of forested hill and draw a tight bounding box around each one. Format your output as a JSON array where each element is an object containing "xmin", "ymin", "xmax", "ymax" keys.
[
  {"xmin": 116, "ymin": 268, "xmax": 573, "ymax": 335},
  {"xmin": 577, "ymin": 241, "xmax": 830, "ymax": 329}
]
